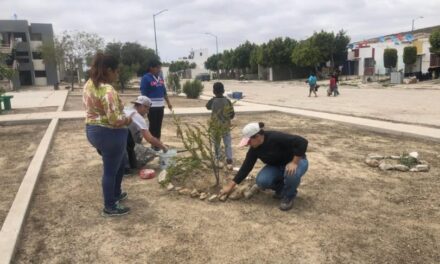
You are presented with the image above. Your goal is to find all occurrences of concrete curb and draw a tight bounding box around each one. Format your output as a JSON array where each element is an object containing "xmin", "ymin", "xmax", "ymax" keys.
[{"xmin": 0, "ymin": 118, "xmax": 59, "ymax": 264}]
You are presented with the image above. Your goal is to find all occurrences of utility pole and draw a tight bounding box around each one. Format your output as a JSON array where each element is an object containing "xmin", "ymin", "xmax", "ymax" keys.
[
  {"xmin": 204, "ymin": 32, "xmax": 218, "ymax": 54},
  {"xmin": 153, "ymin": 9, "xmax": 168, "ymax": 55},
  {"xmin": 411, "ymin": 16, "xmax": 424, "ymax": 32}
]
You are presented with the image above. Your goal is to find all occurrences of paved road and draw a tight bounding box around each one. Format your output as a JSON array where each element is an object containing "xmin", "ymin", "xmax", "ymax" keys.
[{"xmin": 202, "ymin": 79, "xmax": 440, "ymax": 127}]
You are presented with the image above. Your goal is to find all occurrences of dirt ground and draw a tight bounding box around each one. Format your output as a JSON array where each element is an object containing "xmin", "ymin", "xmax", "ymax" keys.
[
  {"xmin": 1, "ymin": 106, "xmax": 58, "ymax": 115},
  {"xmin": 64, "ymin": 94, "xmax": 208, "ymax": 111},
  {"xmin": 0, "ymin": 122, "xmax": 48, "ymax": 227},
  {"xmin": 14, "ymin": 114, "xmax": 440, "ymax": 264}
]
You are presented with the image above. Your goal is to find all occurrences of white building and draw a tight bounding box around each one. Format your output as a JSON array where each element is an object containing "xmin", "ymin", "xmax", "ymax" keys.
[
  {"xmin": 178, "ymin": 48, "xmax": 210, "ymax": 77},
  {"xmin": 347, "ymin": 25, "xmax": 440, "ymax": 76}
]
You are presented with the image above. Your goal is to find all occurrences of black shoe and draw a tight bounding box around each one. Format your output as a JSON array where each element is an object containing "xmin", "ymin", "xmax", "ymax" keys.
[
  {"xmin": 116, "ymin": 192, "xmax": 128, "ymax": 202},
  {"xmin": 279, "ymin": 197, "xmax": 294, "ymax": 211},
  {"xmin": 102, "ymin": 204, "xmax": 130, "ymax": 217}
]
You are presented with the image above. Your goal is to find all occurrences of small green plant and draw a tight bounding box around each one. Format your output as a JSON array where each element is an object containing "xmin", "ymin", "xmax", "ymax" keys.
[
  {"xmin": 166, "ymin": 73, "xmax": 181, "ymax": 94},
  {"xmin": 384, "ymin": 48, "xmax": 398, "ymax": 70},
  {"xmin": 164, "ymin": 113, "xmax": 231, "ymax": 188},
  {"xmin": 399, "ymin": 152, "xmax": 418, "ymax": 167},
  {"xmin": 183, "ymin": 79, "xmax": 204, "ymax": 99}
]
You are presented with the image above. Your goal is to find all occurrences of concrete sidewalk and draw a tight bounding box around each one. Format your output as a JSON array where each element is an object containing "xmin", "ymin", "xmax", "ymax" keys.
[{"xmin": 5, "ymin": 90, "xmax": 68, "ymax": 109}]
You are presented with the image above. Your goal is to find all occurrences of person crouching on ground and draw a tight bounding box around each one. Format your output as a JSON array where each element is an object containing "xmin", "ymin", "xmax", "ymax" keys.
[
  {"xmin": 125, "ymin": 95, "xmax": 168, "ymax": 171},
  {"xmin": 220, "ymin": 122, "xmax": 309, "ymax": 211},
  {"xmin": 84, "ymin": 53, "xmax": 133, "ymax": 217},
  {"xmin": 206, "ymin": 82, "xmax": 235, "ymax": 170}
]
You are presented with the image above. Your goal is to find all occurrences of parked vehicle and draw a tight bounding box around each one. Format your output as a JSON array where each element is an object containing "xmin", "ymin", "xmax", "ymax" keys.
[{"xmin": 195, "ymin": 73, "xmax": 210, "ymax": 81}]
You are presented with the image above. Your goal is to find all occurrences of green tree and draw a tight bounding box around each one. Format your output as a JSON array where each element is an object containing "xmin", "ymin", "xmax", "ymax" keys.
[
  {"xmin": 232, "ymin": 41, "xmax": 257, "ymax": 71},
  {"xmin": 429, "ymin": 28, "xmax": 440, "ymax": 54},
  {"xmin": 0, "ymin": 53, "xmax": 15, "ymax": 88},
  {"xmin": 333, "ymin": 30, "xmax": 351, "ymax": 67},
  {"xmin": 383, "ymin": 48, "xmax": 398, "ymax": 70},
  {"xmin": 403, "ymin": 46, "xmax": 417, "ymax": 65},
  {"xmin": 119, "ymin": 42, "xmax": 158, "ymax": 76},
  {"xmin": 169, "ymin": 61, "xmax": 194, "ymax": 73},
  {"xmin": 264, "ymin": 37, "xmax": 297, "ymax": 67},
  {"xmin": 205, "ymin": 53, "xmax": 222, "ymax": 71},
  {"xmin": 291, "ymin": 39, "xmax": 322, "ymax": 72},
  {"xmin": 58, "ymin": 30, "xmax": 105, "ymax": 90}
]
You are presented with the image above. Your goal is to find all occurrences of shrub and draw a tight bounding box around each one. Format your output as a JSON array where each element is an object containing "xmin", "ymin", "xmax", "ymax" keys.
[
  {"xmin": 383, "ymin": 48, "xmax": 398, "ymax": 69},
  {"xmin": 166, "ymin": 73, "xmax": 181, "ymax": 94},
  {"xmin": 429, "ymin": 28, "xmax": 440, "ymax": 54},
  {"xmin": 403, "ymin": 46, "xmax": 417, "ymax": 66},
  {"xmin": 183, "ymin": 79, "xmax": 204, "ymax": 99}
]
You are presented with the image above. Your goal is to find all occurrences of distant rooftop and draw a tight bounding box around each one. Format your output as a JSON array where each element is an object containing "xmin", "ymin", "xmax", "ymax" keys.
[{"xmin": 351, "ymin": 25, "xmax": 440, "ymax": 45}]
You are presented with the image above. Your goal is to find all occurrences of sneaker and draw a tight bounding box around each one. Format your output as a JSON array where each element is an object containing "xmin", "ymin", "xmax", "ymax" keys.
[
  {"xmin": 102, "ymin": 204, "xmax": 130, "ymax": 217},
  {"xmin": 116, "ymin": 192, "xmax": 128, "ymax": 202},
  {"xmin": 226, "ymin": 159, "xmax": 233, "ymax": 170},
  {"xmin": 279, "ymin": 197, "xmax": 294, "ymax": 211}
]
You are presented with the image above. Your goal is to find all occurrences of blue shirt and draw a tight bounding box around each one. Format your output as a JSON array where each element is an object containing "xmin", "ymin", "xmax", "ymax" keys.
[
  {"xmin": 308, "ymin": 76, "xmax": 317, "ymax": 86},
  {"xmin": 140, "ymin": 73, "xmax": 167, "ymax": 107}
]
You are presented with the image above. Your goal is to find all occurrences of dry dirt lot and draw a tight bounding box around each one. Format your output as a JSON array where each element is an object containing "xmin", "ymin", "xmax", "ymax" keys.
[
  {"xmin": 14, "ymin": 114, "xmax": 440, "ymax": 264},
  {"xmin": 1, "ymin": 106, "xmax": 58, "ymax": 115},
  {"xmin": 64, "ymin": 94, "xmax": 208, "ymax": 111},
  {"xmin": 0, "ymin": 122, "xmax": 48, "ymax": 227}
]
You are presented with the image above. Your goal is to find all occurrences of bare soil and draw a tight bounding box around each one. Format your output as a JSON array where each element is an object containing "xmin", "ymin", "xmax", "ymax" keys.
[
  {"xmin": 0, "ymin": 122, "xmax": 48, "ymax": 227},
  {"xmin": 1, "ymin": 106, "xmax": 58, "ymax": 115},
  {"xmin": 64, "ymin": 94, "xmax": 208, "ymax": 111},
  {"xmin": 14, "ymin": 114, "xmax": 440, "ymax": 264}
]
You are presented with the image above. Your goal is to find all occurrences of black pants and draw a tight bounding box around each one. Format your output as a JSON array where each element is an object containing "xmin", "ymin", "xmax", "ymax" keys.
[
  {"xmin": 148, "ymin": 106, "xmax": 164, "ymax": 140},
  {"xmin": 126, "ymin": 132, "xmax": 137, "ymax": 169}
]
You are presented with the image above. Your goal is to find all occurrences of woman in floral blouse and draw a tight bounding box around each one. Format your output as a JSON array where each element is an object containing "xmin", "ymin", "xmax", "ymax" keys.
[{"xmin": 84, "ymin": 53, "xmax": 133, "ymax": 217}]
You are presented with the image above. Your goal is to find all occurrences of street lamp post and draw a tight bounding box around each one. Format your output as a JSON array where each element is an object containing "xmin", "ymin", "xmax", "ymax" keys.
[
  {"xmin": 204, "ymin": 32, "xmax": 218, "ymax": 55},
  {"xmin": 411, "ymin": 16, "xmax": 424, "ymax": 32},
  {"xmin": 153, "ymin": 9, "xmax": 168, "ymax": 55}
]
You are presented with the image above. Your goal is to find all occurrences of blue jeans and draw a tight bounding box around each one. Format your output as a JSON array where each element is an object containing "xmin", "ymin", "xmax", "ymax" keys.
[
  {"xmin": 255, "ymin": 158, "xmax": 308, "ymax": 199},
  {"xmin": 214, "ymin": 131, "xmax": 233, "ymax": 161},
  {"xmin": 86, "ymin": 125, "xmax": 128, "ymax": 209}
]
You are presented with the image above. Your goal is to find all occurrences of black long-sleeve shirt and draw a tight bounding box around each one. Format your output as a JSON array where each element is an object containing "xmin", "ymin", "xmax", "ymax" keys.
[{"xmin": 233, "ymin": 131, "xmax": 308, "ymax": 184}]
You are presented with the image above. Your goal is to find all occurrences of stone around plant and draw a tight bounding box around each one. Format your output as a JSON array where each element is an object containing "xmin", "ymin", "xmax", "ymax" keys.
[
  {"xmin": 365, "ymin": 158, "xmax": 380, "ymax": 167},
  {"xmin": 219, "ymin": 194, "xmax": 228, "ymax": 202},
  {"xmin": 379, "ymin": 162, "xmax": 394, "ymax": 171},
  {"xmin": 229, "ymin": 189, "xmax": 244, "ymax": 200},
  {"xmin": 409, "ymin": 152, "xmax": 419, "ymax": 160},
  {"xmin": 178, "ymin": 188, "xmax": 191, "ymax": 195},
  {"xmin": 208, "ymin": 194, "xmax": 218, "ymax": 202},
  {"xmin": 190, "ymin": 189, "xmax": 200, "ymax": 198},
  {"xmin": 244, "ymin": 184, "xmax": 260, "ymax": 199},
  {"xmin": 175, "ymin": 186, "xmax": 183, "ymax": 192},
  {"xmin": 390, "ymin": 155, "xmax": 401, "ymax": 160},
  {"xmin": 199, "ymin": 193, "xmax": 208, "ymax": 200},
  {"xmin": 368, "ymin": 153, "xmax": 385, "ymax": 160},
  {"xmin": 415, "ymin": 164, "xmax": 429, "ymax": 172},
  {"xmin": 166, "ymin": 183, "xmax": 175, "ymax": 191},
  {"xmin": 158, "ymin": 170, "xmax": 167, "ymax": 184},
  {"xmin": 393, "ymin": 164, "xmax": 410, "ymax": 172}
]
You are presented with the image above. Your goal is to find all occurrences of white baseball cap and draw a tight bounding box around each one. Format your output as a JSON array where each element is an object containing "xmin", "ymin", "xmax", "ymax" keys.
[
  {"xmin": 239, "ymin": 122, "xmax": 261, "ymax": 147},
  {"xmin": 131, "ymin": 95, "xmax": 152, "ymax": 107}
]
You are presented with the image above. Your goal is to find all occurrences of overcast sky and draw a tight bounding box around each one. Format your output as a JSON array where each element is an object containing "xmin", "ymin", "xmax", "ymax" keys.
[{"xmin": 1, "ymin": 0, "xmax": 439, "ymax": 61}]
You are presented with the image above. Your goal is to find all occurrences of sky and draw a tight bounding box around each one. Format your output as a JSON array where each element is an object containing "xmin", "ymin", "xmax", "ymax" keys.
[{"xmin": 1, "ymin": 0, "xmax": 439, "ymax": 62}]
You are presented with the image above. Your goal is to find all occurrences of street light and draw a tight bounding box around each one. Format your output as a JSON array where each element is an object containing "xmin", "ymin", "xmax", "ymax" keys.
[
  {"xmin": 153, "ymin": 9, "xmax": 168, "ymax": 55},
  {"xmin": 411, "ymin": 16, "xmax": 423, "ymax": 32},
  {"xmin": 204, "ymin": 32, "xmax": 218, "ymax": 55}
]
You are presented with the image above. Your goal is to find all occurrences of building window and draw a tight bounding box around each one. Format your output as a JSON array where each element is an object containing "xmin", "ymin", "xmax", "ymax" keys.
[
  {"xmin": 16, "ymin": 51, "xmax": 29, "ymax": 57},
  {"xmin": 30, "ymin": 33, "xmax": 42, "ymax": 41},
  {"xmin": 17, "ymin": 58, "xmax": 30, "ymax": 63},
  {"xmin": 34, "ymin": 71, "xmax": 47, "ymax": 77},
  {"xmin": 32, "ymin": 52, "xmax": 43, "ymax": 59},
  {"xmin": 14, "ymin": 32, "xmax": 27, "ymax": 42}
]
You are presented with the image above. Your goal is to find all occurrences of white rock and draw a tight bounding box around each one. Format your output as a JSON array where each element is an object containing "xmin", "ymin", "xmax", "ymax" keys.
[
  {"xmin": 190, "ymin": 189, "xmax": 200, "ymax": 198},
  {"xmin": 158, "ymin": 170, "xmax": 167, "ymax": 184},
  {"xmin": 390, "ymin": 155, "xmax": 401, "ymax": 160},
  {"xmin": 244, "ymin": 184, "xmax": 260, "ymax": 199},
  {"xmin": 393, "ymin": 164, "xmax": 409, "ymax": 172},
  {"xmin": 415, "ymin": 164, "xmax": 429, "ymax": 172},
  {"xmin": 175, "ymin": 186, "xmax": 183, "ymax": 192},
  {"xmin": 229, "ymin": 189, "xmax": 243, "ymax": 200},
  {"xmin": 365, "ymin": 158, "xmax": 380, "ymax": 167},
  {"xmin": 368, "ymin": 153, "xmax": 385, "ymax": 160},
  {"xmin": 166, "ymin": 183, "xmax": 175, "ymax": 191},
  {"xmin": 219, "ymin": 194, "xmax": 228, "ymax": 202},
  {"xmin": 379, "ymin": 162, "xmax": 394, "ymax": 171},
  {"xmin": 199, "ymin": 193, "xmax": 208, "ymax": 200},
  {"xmin": 178, "ymin": 188, "xmax": 191, "ymax": 195},
  {"xmin": 409, "ymin": 152, "xmax": 419, "ymax": 160},
  {"xmin": 208, "ymin": 194, "xmax": 218, "ymax": 202}
]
